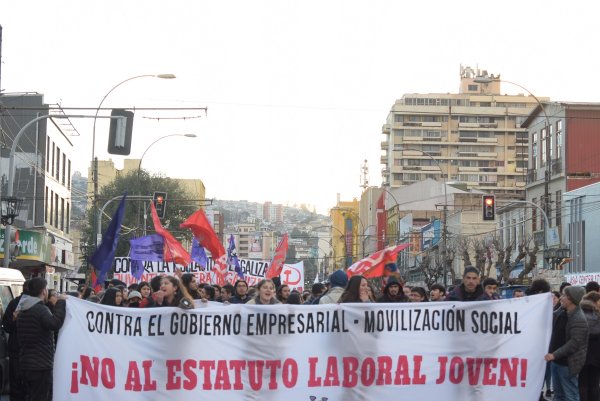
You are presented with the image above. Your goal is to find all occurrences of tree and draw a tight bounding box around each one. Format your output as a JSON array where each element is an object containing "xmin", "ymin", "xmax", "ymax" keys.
[{"xmin": 83, "ymin": 169, "xmax": 199, "ymax": 257}]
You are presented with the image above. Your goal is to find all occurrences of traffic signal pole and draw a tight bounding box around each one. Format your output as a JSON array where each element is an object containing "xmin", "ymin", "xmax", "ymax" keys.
[{"xmin": 96, "ymin": 195, "xmax": 153, "ymax": 246}]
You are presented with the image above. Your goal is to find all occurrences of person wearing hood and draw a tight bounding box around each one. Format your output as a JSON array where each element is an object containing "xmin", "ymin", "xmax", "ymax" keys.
[
  {"xmin": 376, "ymin": 277, "xmax": 408, "ymax": 303},
  {"xmin": 16, "ymin": 277, "xmax": 66, "ymax": 401},
  {"xmin": 320, "ymin": 270, "xmax": 349, "ymax": 304}
]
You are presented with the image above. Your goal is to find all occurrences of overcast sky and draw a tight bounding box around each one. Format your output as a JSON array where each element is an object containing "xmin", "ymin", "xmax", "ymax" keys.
[{"xmin": 2, "ymin": 0, "xmax": 599, "ymax": 214}]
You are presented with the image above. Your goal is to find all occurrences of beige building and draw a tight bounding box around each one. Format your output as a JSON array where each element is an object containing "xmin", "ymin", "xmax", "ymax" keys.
[
  {"xmin": 87, "ymin": 158, "xmax": 206, "ymax": 208},
  {"xmin": 380, "ymin": 66, "xmax": 549, "ymax": 201}
]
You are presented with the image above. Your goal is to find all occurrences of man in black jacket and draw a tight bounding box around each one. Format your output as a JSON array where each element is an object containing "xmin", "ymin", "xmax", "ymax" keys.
[
  {"xmin": 16, "ymin": 277, "xmax": 66, "ymax": 401},
  {"xmin": 2, "ymin": 280, "xmax": 30, "ymax": 401}
]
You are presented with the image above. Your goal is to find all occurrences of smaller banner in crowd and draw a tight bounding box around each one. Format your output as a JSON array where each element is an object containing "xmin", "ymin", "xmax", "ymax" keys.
[
  {"xmin": 55, "ymin": 294, "xmax": 552, "ymax": 401},
  {"xmin": 564, "ymin": 272, "xmax": 600, "ymax": 286},
  {"xmin": 280, "ymin": 261, "xmax": 305, "ymax": 292},
  {"xmin": 112, "ymin": 256, "xmax": 271, "ymax": 287}
]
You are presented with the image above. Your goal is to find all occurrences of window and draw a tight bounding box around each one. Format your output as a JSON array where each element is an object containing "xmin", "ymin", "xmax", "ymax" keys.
[
  {"xmin": 51, "ymin": 143, "xmax": 55, "ymax": 177},
  {"xmin": 45, "ymin": 186, "xmax": 49, "ymax": 223},
  {"xmin": 50, "ymin": 190, "xmax": 54, "ymax": 226},
  {"xmin": 62, "ymin": 154, "xmax": 66, "ymax": 185},
  {"xmin": 468, "ymin": 85, "xmax": 478, "ymax": 91},
  {"xmin": 46, "ymin": 137, "xmax": 50, "ymax": 172},
  {"xmin": 68, "ymin": 160, "xmax": 72, "ymax": 190},
  {"xmin": 541, "ymin": 129, "xmax": 547, "ymax": 167},
  {"xmin": 66, "ymin": 203, "xmax": 70, "ymax": 234},
  {"xmin": 56, "ymin": 147, "xmax": 61, "ymax": 180},
  {"xmin": 60, "ymin": 198, "xmax": 65, "ymax": 231},
  {"xmin": 54, "ymin": 193, "xmax": 59, "ymax": 228},
  {"xmin": 556, "ymin": 191, "xmax": 562, "ymax": 227},
  {"xmin": 532, "ymin": 198, "xmax": 537, "ymax": 232}
]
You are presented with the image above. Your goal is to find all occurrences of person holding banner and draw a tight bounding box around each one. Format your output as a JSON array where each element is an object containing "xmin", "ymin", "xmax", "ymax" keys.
[
  {"xmin": 137, "ymin": 281, "xmax": 151, "ymax": 301},
  {"xmin": 100, "ymin": 288, "xmax": 124, "ymax": 307},
  {"xmin": 276, "ymin": 284, "xmax": 291, "ymax": 304},
  {"xmin": 339, "ymin": 275, "xmax": 371, "ymax": 303},
  {"xmin": 159, "ymin": 276, "xmax": 194, "ymax": 309},
  {"xmin": 445, "ymin": 266, "xmax": 484, "ymax": 302},
  {"xmin": 230, "ymin": 280, "xmax": 251, "ymax": 304},
  {"xmin": 246, "ymin": 279, "xmax": 280, "ymax": 305},
  {"xmin": 181, "ymin": 273, "xmax": 202, "ymax": 300}
]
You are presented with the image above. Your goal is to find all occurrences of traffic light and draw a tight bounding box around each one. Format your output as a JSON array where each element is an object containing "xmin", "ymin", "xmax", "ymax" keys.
[
  {"xmin": 482, "ymin": 195, "xmax": 495, "ymax": 221},
  {"xmin": 153, "ymin": 191, "xmax": 167, "ymax": 219},
  {"xmin": 107, "ymin": 109, "xmax": 134, "ymax": 155}
]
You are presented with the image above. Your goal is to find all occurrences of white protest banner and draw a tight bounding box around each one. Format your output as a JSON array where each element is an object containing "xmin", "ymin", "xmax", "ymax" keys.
[
  {"xmin": 280, "ymin": 261, "xmax": 305, "ymax": 292},
  {"xmin": 111, "ymin": 256, "xmax": 270, "ymax": 287},
  {"xmin": 55, "ymin": 294, "xmax": 552, "ymax": 401}
]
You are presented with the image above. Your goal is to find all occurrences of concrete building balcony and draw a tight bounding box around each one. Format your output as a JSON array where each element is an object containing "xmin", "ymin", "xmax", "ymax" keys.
[
  {"xmin": 421, "ymin": 122, "xmax": 442, "ymax": 127},
  {"xmin": 477, "ymin": 137, "xmax": 498, "ymax": 143},
  {"xmin": 381, "ymin": 141, "xmax": 389, "ymax": 149},
  {"xmin": 380, "ymin": 156, "xmax": 388, "ymax": 164},
  {"xmin": 382, "ymin": 123, "xmax": 390, "ymax": 133}
]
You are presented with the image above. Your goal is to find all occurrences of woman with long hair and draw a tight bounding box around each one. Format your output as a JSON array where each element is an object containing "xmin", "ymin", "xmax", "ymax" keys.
[
  {"xmin": 180, "ymin": 273, "xmax": 202, "ymax": 299},
  {"xmin": 100, "ymin": 288, "xmax": 123, "ymax": 307},
  {"xmin": 137, "ymin": 281, "xmax": 152, "ymax": 300},
  {"xmin": 339, "ymin": 275, "xmax": 371, "ymax": 303},
  {"xmin": 159, "ymin": 276, "xmax": 194, "ymax": 309},
  {"xmin": 246, "ymin": 279, "xmax": 280, "ymax": 305}
]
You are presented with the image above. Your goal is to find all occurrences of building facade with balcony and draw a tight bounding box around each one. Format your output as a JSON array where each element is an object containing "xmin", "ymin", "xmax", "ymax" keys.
[{"xmin": 380, "ymin": 66, "xmax": 548, "ymax": 201}]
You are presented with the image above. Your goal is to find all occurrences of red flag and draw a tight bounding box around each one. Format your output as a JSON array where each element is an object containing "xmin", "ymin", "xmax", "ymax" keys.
[
  {"xmin": 347, "ymin": 243, "xmax": 410, "ymax": 278},
  {"xmin": 266, "ymin": 234, "xmax": 289, "ymax": 279},
  {"xmin": 150, "ymin": 203, "xmax": 191, "ymax": 266},
  {"xmin": 180, "ymin": 209, "xmax": 227, "ymax": 285}
]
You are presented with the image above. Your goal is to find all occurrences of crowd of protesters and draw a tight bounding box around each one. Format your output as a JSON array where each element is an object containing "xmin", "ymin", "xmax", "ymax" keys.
[{"xmin": 2, "ymin": 263, "xmax": 600, "ymax": 401}]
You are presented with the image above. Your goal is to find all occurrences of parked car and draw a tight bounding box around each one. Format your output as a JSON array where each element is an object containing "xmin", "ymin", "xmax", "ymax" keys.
[{"xmin": 499, "ymin": 284, "xmax": 529, "ymax": 299}]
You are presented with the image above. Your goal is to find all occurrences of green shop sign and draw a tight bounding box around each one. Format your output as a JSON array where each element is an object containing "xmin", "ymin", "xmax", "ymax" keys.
[{"xmin": 0, "ymin": 229, "xmax": 51, "ymax": 263}]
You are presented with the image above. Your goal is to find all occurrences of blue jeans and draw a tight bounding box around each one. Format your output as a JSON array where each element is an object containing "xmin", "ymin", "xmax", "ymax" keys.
[{"xmin": 552, "ymin": 362, "xmax": 579, "ymax": 401}]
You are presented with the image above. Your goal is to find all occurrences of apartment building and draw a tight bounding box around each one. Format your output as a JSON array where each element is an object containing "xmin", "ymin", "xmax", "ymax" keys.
[
  {"xmin": 0, "ymin": 93, "xmax": 76, "ymax": 278},
  {"xmin": 523, "ymin": 102, "xmax": 600, "ymax": 272},
  {"xmin": 381, "ymin": 66, "xmax": 549, "ymax": 201},
  {"xmin": 87, "ymin": 158, "xmax": 206, "ymax": 209}
]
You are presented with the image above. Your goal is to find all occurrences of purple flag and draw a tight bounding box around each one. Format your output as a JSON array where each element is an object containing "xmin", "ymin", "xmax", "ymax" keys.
[
  {"xmin": 130, "ymin": 234, "xmax": 164, "ymax": 261},
  {"xmin": 191, "ymin": 238, "xmax": 208, "ymax": 267},
  {"xmin": 228, "ymin": 234, "xmax": 244, "ymax": 279}
]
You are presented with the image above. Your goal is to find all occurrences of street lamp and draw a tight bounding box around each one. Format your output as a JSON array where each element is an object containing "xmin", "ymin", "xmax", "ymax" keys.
[
  {"xmin": 473, "ymin": 75, "xmax": 552, "ymax": 249},
  {"xmin": 136, "ymin": 133, "xmax": 197, "ymax": 234},
  {"xmin": 137, "ymin": 134, "xmax": 197, "ymax": 177},
  {"xmin": 1, "ymin": 197, "xmax": 24, "ymax": 226},
  {"xmin": 393, "ymin": 146, "xmax": 449, "ymax": 283},
  {"xmin": 91, "ymin": 74, "xmax": 176, "ymax": 258}
]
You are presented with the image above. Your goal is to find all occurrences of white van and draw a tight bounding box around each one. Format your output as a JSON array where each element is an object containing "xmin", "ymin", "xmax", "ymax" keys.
[
  {"xmin": 0, "ymin": 268, "xmax": 26, "ymax": 314},
  {"xmin": 0, "ymin": 268, "xmax": 25, "ymax": 394}
]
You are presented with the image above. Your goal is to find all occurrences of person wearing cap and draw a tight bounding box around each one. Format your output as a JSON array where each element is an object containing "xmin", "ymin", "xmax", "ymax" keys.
[
  {"xmin": 127, "ymin": 291, "xmax": 142, "ymax": 308},
  {"xmin": 545, "ymin": 286, "xmax": 589, "ymax": 401},
  {"xmin": 377, "ymin": 277, "xmax": 407, "ymax": 303},
  {"xmin": 444, "ymin": 265, "xmax": 483, "ymax": 302},
  {"xmin": 320, "ymin": 270, "xmax": 349, "ymax": 304}
]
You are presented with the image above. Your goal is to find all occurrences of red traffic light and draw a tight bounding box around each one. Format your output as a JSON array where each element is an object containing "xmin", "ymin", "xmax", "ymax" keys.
[{"xmin": 482, "ymin": 195, "xmax": 495, "ymax": 221}]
